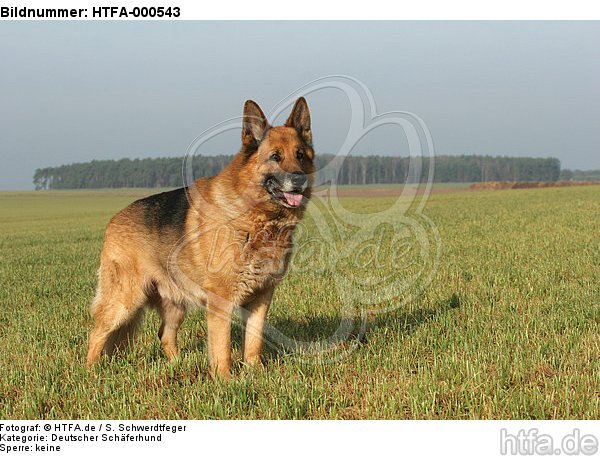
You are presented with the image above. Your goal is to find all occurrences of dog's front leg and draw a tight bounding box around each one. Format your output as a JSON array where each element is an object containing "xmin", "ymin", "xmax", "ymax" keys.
[
  {"xmin": 242, "ymin": 288, "xmax": 274, "ymax": 367},
  {"xmin": 206, "ymin": 295, "xmax": 234, "ymax": 380}
]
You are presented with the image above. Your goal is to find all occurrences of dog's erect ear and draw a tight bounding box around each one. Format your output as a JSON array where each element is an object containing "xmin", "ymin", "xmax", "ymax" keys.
[
  {"xmin": 285, "ymin": 97, "xmax": 312, "ymax": 145},
  {"xmin": 242, "ymin": 100, "xmax": 269, "ymax": 148}
]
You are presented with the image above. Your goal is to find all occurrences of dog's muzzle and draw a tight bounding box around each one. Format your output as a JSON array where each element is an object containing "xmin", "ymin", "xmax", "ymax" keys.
[{"xmin": 264, "ymin": 172, "xmax": 308, "ymax": 208}]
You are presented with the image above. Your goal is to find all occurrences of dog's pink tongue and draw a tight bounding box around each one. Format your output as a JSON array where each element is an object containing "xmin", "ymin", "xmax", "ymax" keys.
[{"xmin": 283, "ymin": 192, "xmax": 303, "ymax": 207}]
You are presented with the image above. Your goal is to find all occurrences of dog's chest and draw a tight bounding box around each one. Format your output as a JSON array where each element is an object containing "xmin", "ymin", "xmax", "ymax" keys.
[{"xmin": 233, "ymin": 223, "xmax": 295, "ymax": 298}]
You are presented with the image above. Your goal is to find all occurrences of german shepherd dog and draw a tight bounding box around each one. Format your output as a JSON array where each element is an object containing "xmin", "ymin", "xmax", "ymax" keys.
[{"xmin": 86, "ymin": 98, "xmax": 314, "ymax": 379}]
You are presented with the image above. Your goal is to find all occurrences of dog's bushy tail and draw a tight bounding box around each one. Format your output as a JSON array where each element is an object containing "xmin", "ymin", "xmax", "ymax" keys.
[
  {"xmin": 102, "ymin": 307, "xmax": 145, "ymax": 356},
  {"xmin": 86, "ymin": 261, "xmax": 148, "ymax": 365}
]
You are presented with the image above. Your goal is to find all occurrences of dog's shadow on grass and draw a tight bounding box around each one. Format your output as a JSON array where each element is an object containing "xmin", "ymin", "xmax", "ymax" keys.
[
  {"xmin": 155, "ymin": 293, "xmax": 461, "ymax": 365},
  {"xmin": 260, "ymin": 293, "xmax": 462, "ymax": 362}
]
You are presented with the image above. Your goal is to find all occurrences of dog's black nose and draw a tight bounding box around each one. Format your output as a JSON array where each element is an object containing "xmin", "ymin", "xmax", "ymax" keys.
[{"xmin": 291, "ymin": 172, "xmax": 307, "ymax": 187}]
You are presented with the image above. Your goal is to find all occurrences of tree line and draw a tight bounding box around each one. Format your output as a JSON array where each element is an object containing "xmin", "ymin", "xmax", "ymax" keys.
[
  {"xmin": 559, "ymin": 168, "xmax": 600, "ymax": 181},
  {"xmin": 33, "ymin": 154, "xmax": 564, "ymax": 190}
]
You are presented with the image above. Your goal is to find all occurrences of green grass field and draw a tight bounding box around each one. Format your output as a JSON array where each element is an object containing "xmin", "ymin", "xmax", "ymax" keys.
[{"xmin": 0, "ymin": 185, "xmax": 598, "ymax": 419}]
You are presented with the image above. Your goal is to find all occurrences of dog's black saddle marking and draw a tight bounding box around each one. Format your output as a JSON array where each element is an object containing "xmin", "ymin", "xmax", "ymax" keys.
[{"xmin": 134, "ymin": 187, "xmax": 190, "ymax": 235}]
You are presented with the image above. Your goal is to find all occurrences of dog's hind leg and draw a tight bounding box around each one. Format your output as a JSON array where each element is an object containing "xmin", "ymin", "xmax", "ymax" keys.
[
  {"xmin": 86, "ymin": 262, "xmax": 148, "ymax": 366},
  {"xmin": 155, "ymin": 299, "xmax": 186, "ymax": 361}
]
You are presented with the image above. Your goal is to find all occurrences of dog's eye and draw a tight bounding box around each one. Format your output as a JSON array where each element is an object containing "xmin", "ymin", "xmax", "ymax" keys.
[
  {"xmin": 270, "ymin": 152, "xmax": 282, "ymax": 162},
  {"xmin": 296, "ymin": 149, "xmax": 305, "ymax": 161}
]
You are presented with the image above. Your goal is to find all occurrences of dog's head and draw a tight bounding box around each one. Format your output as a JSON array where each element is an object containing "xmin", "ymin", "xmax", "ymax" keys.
[{"xmin": 240, "ymin": 98, "xmax": 315, "ymax": 210}]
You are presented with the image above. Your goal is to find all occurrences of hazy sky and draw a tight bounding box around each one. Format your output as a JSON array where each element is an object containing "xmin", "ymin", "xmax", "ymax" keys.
[{"xmin": 0, "ymin": 21, "xmax": 599, "ymax": 190}]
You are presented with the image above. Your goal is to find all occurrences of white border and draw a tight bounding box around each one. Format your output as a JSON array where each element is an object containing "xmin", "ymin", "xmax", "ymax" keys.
[
  {"xmin": 1, "ymin": 0, "xmax": 600, "ymax": 20},
  {"xmin": 0, "ymin": 420, "xmax": 598, "ymax": 456}
]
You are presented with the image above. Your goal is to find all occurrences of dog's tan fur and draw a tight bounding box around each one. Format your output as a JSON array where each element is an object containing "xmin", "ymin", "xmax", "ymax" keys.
[{"xmin": 86, "ymin": 98, "xmax": 314, "ymax": 379}]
